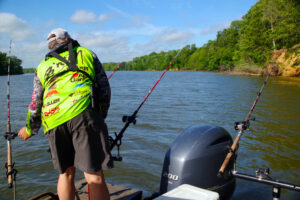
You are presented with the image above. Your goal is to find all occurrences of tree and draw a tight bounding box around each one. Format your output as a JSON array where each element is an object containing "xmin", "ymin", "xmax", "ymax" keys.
[
  {"xmin": 0, "ymin": 52, "xmax": 23, "ymax": 75},
  {"xmin": 262, "ymin": 0, "xmax": 279, "ymax": 49}
]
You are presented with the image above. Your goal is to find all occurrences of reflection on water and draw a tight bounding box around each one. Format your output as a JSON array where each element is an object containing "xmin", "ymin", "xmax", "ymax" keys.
[{"xmin": 0, "ymin": 72, "xmax": 299, "ymax": 200}]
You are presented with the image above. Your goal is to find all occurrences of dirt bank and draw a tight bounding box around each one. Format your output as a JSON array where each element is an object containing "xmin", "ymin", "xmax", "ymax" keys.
[{"xmin": 261, "ymin": 45, "xmax": 300, "ymax": 77}]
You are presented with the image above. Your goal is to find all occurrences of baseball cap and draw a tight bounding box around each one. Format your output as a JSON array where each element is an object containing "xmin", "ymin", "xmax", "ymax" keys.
[{"xmin": 47, "ymin": 28, "xmax": 71, "ymax": 43}]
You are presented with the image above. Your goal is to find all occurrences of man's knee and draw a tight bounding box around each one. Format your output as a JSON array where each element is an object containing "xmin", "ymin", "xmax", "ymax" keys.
[
  {"xmin": 84, "ymin": 170, "xmax": 105, "ymax": 185},
  {"xmin": 60, "ymin": 166, "xmax": 75, "ymax": 179}
]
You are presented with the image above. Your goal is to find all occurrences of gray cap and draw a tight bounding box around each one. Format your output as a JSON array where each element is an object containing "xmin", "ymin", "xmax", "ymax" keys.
[{"xmin": 47, "ymin": 28, "xmax": 71, "ymax": 43}]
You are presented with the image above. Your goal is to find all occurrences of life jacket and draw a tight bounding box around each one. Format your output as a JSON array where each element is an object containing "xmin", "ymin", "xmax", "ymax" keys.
[{"xmin": 36, "ymin": 42, "xmax": 96, "ymax": 133}]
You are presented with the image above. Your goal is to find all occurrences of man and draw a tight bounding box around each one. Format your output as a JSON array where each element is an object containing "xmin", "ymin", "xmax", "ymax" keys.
[{"xmin": 18, "ymin": 28, "xmax": 113, "ymax": 200}]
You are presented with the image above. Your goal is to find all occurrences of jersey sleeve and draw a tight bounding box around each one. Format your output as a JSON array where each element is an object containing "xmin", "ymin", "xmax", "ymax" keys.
[
  {"xmin": 26, "ymin": 73, "xmax": 44, "ymax": 136},
  {"xmin": 93, "ymin": 53, "xmax": 111, "ymax": 119}
]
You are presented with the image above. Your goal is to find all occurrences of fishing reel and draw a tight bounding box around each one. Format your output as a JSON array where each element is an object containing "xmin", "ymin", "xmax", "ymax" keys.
[
  {"xmin": 234, "ymin": 117, "xmax": 255, "ymax": 131},
  {"xmin": 4, "ymin": 132, "xmax": 18, "ymax": 140}
]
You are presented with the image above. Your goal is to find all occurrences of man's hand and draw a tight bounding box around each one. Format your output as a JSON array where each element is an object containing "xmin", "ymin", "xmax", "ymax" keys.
[{"xmin": 18, "ymin": 127, "xmax": 31, "ymax": 141}]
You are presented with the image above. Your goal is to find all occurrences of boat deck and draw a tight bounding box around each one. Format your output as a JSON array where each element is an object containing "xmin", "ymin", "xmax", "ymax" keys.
[
  {"xmin": 75, "ymin": 179, "xmax": 142, "ymax": 200},
  {"xmin": 28, "ymin": 180, "xmax": 143, "ymax": 200}
]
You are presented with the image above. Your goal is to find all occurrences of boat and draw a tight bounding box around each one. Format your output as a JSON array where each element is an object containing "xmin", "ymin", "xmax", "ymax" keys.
[{"xmin": 28, "ymin": 124, "xmax": 299, "ymax": 200}]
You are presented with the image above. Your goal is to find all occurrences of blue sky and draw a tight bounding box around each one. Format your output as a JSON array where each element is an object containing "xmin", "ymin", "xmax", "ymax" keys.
[{"xmin": 0, "ymin": 0, "xmax": 258, "ymax": 68}]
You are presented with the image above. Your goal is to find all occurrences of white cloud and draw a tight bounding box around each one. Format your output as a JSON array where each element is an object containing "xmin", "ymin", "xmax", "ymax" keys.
[
  {"xmin": 106, "ymin": 4, "xmax": 131, "ymax": 18},
  {"xmin": 75, "ymin": 32, "xmax": 128, "ymax": 49},
  {"xmin": 199, "ymin": 22, "xmax": 231, "ymax": 35},
  {"xmin": 70, "ymin": 10, "xmax": 97, "ymax": 24},
  {"xmin": 104, "ymin": 23, "xmax": 164, "ymax": 37},
  {"xmin": 152, "ymin": 30, "xmax": 194, "ymax": 45},
  {"xmin": 12, "ymin": 41, "xmax": 48, "ymax": 68},
  {"xmin": 70, "ymin": 10, "xmax": 113, "ymax": 25},
  {"xmin": 0, "ymin": 13, "xmax": 32, "ymax": 41},
  {"xmin": 125, "ymin": 14, "xmax": 150, "ymax": 27},
  {"xmin": 106, "ymin": 4, "xmax": 150, "ymax": 28},
  {"xmin": 98, "ymin": 14, "xmax": 110, "ymax": 22}
]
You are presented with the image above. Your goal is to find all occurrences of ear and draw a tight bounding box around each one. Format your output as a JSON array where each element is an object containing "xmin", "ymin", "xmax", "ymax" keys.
[{"xmin": 65, "ymin": 37, "xmax": 70, "ymax": 43}]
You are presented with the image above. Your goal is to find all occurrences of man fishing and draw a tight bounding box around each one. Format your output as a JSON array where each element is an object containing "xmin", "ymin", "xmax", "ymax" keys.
[{"xmin": 18, "ymin": 28, "xmax": 113, "ymax": 200}]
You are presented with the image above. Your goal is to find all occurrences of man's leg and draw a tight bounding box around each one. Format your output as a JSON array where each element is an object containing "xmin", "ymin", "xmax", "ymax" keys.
[
  {"xmin": 57, "ymin": 166, "xmax": 76, "ymax": 200},
  {"xmin": 84, "ymin": 170, "xmax": 110, "ymax": 200}
]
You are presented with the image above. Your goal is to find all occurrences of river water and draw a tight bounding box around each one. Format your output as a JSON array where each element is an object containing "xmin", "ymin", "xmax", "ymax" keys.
[{"xmin": 0, "ymin": 71, "xmax": 299, "ymax": 200}]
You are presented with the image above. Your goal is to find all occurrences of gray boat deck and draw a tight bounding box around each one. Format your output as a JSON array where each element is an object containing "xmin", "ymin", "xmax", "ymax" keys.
[
  {"xmin": 28, "ymin": 180, "xmax": 142, "ymax": 200},
  {"xmin": 75, "ymin": 179, "xmax": 142, "ymax": 200}
]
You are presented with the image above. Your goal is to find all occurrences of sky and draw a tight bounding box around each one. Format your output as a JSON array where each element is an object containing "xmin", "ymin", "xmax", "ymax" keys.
[{"xmin": 0, "ymin": 0, "xmax": 258, "ymax": 68}]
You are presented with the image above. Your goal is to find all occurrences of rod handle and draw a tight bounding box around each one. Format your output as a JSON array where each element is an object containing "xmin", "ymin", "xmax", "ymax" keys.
[
  {"xmin": 6, "ymin": 123, "xmax": 13, "ymax": 185},
  {"xmin": 219, "ymin": 133, "xmax": 241, "ymax": 174},
  {"xmin": 7, "ymin": 145, "xmax": 13, "ymax": 185}
]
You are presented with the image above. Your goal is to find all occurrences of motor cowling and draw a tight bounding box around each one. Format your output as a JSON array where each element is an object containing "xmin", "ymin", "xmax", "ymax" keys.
[{"xmin": 159, "ymin": 125, "xmax": 235, "ymax": 199}]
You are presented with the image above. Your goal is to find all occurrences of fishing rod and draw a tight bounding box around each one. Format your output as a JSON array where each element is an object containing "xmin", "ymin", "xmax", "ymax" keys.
[
  {"xmin": 109, "ymin": 48, "xmax": 183, "ymax": 160},
  {"xmin": 107, "ymin": 62, "xmax": 124, "ymax": 80},
  {"xmin": 218, "ymin": 63, "xmax": 275, "ymax": 175},
  {"xmin": 4, "ymin": 40, "xmax": 18, "ymax": 200}
]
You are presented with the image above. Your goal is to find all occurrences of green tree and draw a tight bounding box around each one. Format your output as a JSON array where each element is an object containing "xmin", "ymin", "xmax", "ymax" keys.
[{"xmin": 0, "ymin": 52, "xmax": 23, "ymax": 75}]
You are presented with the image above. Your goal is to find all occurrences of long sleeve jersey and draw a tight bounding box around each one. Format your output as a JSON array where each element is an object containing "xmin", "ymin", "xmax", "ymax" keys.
[{"xmin": 26, "ymin": 41, "xmax": 110, "ymax": 136}]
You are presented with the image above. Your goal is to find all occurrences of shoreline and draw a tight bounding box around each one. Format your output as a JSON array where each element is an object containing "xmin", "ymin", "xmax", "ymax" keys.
[
  {"xmin": 218, "ymin": 70, "xmax": 261, "ymax": 76},
  {"xmin": 19, "ymin": 69, "xmax": 299, "ymax": 78}
]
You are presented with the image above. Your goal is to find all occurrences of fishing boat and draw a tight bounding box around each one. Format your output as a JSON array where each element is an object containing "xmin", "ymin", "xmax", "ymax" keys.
[
  {"xmin": 28, "ymin": 124, "xmax": 234, "ymax": 200},
  {"xmin": 27, "ymin": 124, "xmax": 300, "ymax": 200},
  {"xmin": 25, "ymin": 63, "xmax": 299, "ymax": 200}
]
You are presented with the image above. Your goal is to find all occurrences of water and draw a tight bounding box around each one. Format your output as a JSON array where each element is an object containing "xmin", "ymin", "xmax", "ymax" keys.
[{"xmin": 0, "ymin": 71, "xmax": 299, "ymax": 199}]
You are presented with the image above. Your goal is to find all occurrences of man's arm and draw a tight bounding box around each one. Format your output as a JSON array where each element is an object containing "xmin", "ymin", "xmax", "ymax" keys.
[
  {"xmin": 25, "ymin": 73, "xmax": 44, "ymax": 136},
  {"xmin": 93, "ymin": 53, "xmax": 111, "ymax": 119}
]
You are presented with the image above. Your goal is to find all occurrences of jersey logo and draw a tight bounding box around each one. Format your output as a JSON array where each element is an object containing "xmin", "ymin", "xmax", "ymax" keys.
[{"xmin": 45, "ymin": 90, "xmax": 59, "ymax": 98}]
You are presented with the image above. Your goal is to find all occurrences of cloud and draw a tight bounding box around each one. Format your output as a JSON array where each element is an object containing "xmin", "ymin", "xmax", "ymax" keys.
[
  {"xmin": 105, "ymin": 23, "xmax": 163, "ymax": 36},
  {"xmin": 71, "ymin": 32, "xmax": 132, "ymax": 62},
  {"xmin": 70, "ymin": 10, "xmax": 113, "ymax": 25},
  {"xmin": 151, "ymin": 30, "xmax": 194, "ymax": 45},
  {"xmin": 0, "ymin": 40, "xmax": 48, "ymax": 68},
  {"xmin": 106, "ymin": 4, "xmax": 131, "ymax": 18},
  {"xmin": 75, "ymin": 32, "xmax": 128, "ymax": 49},
  {"xmin": 11, "ymin": 41, "xmax": 48, "ymax": 68},
  {"xmin": 70, "ymin": 10, "xmax": 97, "ymax": 24},
  {"xmin": 124, "ymin": 14, "xmax": 151, "ymax": 27},
  {"xmin": 200, "ymin": 22, "xmax": 231, "ymax": 35},
  {"xmin": 72, "ymin": 31, "xmax": 155, "ymax": 63},
  {"xmin": 106, "ymin": 4, "xmax": 150, "ymax": 28},
  {"xmin": 0, "ymin": 13, "xmax": 32, "ymax": 41},
  {"xmin": 98, "ymin": 14, "xmax": 110, "ymax": 22}
]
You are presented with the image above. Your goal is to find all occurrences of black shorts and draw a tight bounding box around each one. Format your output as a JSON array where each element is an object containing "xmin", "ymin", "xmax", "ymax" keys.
[{"xmin": 46, "ymin": 108, "xmax": 113, "ymax": 174}]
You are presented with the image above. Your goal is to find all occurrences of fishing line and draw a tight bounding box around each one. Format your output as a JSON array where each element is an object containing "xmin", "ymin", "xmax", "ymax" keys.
[{"xmin": 109, "ymin": 48, "xmax": 183, "ymax": 160}]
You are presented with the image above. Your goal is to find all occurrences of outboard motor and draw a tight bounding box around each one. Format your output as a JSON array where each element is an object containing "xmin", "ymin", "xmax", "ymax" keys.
[{"xmin": 159, "ymin": 125, "xmax": 235, "ymax": 199}]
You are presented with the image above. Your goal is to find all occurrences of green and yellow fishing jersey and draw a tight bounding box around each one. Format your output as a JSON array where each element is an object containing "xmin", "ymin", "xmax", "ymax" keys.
[{"xmin": 27, "ymin": 46, "xmax": 96, "ymax": 135}]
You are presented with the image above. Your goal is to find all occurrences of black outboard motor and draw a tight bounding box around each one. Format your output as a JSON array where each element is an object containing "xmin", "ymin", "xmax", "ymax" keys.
[{"xmin": 159, "ymin": 125, "xmax": 235, "ymax": 199}]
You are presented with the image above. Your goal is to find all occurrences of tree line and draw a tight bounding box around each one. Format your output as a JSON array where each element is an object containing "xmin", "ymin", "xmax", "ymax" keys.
[
  {"xmin": 103, "ymin": 0, "xmax": 300, "ymax": 72},
  {"xmin": 0, "ymin": 52, "xmax": 23, "ymax": 75}
]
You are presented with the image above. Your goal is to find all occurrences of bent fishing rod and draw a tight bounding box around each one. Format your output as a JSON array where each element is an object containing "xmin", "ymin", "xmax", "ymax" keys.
[
  {"xmin": 107, "ymin": 62, "xmax": 124, "ymax": 80},
  {"xmin": 218, "ymin": 63, "xmax": 275, "ymax": 175},
  {"xmin": 109, "ymin": 48, "xmax": 183, "ymax": 160},
  {"xmin": 4, "ymin": 40, "xmax": 18, "ymax": 200}
]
